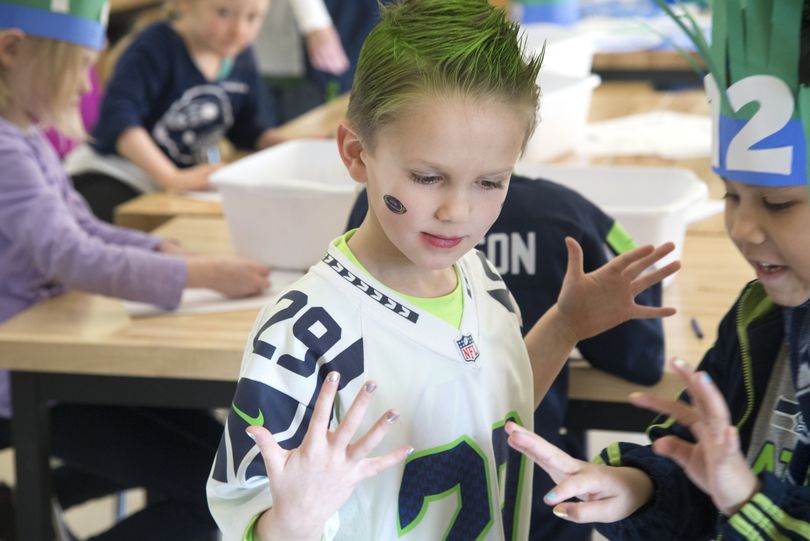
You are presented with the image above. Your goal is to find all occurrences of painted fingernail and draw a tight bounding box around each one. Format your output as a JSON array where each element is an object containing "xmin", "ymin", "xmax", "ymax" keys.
[
  {"xmin": 328, "ymin": 371, "xmax": 340, "ymax": 383},
  {"xmin": 385, "ymin": 410, "xmax": 400, "ymax": 423},
  {"xmin": 552, "ymin": 506, "xmax": 568, "ymax": 519},
  {"xmin": 245, "ymin": 429, "xmax": 256, "ymax": 441},
  {"xmin": 364, "ymin": 381, "xmax": 377, "ymax": 394},
  {"xmin": 673, "ymin": 358, "xmax": 687, "ymax": 369},
  {"xmin": 701, "ymin": 372, "xmax": 712, "ymax": 384},
  {"xmin": 629, "ymin": 392, "xmax": 643, "ymax": 400},
  {"xmin": 545, "ymin": 491, "xmax": 557, "ymax": 502}
]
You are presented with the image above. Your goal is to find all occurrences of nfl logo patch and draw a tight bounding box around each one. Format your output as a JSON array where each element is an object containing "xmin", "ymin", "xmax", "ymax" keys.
[{"xmin": 456, "ymin": 334, "xmax": 479, "ymax": 363}]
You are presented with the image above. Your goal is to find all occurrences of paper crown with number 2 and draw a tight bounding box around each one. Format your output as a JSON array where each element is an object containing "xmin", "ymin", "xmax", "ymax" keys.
[
  {"xmin": 660, "ymin": 0, "xmax": 809, "ymax": 189},
  {"xmin": 0, "ymin": 0, "xmax": 109, "ymax": 51}
]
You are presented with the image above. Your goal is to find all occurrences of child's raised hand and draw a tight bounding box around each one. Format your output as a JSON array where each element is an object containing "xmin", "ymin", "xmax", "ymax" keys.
[
  {"xmin": 630, "ymin": 359, "xmax": 760, "ymax": 516},
  {"xmin": 505, "ymin": 422, "xmax": 654, "ymax": 524},
  {"xmin": 557, "ymin": 237, "xmax": 680, "ymax": 341},
  {"xmin": 252, "ymin": 372, "xmax": 413, "ymax": 541}
]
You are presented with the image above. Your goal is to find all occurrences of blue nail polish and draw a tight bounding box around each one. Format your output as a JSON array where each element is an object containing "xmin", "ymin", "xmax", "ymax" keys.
[
  {"xmin": 545, "ymin": 491, "xmax": 556, "ymax": 501},
  {"xmin": 701, "ymin": 372, "xmax": 712, "ymax": 384}
]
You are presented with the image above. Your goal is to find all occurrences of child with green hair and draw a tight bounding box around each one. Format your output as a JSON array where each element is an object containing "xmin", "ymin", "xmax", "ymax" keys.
[
  {"xmin": 506, "ymin": 1, "xmax": 810, "ymax": 539},
  {"xmin": 206, "ymin": 1, "xmax": 677, "ymax": 539}
]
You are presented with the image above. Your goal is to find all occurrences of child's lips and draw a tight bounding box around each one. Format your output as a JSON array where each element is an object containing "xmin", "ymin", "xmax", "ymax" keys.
[
  {"xmin": 421, "ymin": 232, "xmax": 463, "ymax": 249},
  {"xmin": 753, "ymin": 260, "xmax": 788, "ymax": 280}
]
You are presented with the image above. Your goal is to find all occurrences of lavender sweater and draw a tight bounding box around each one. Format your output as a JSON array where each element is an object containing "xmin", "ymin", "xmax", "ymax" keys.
[{"xmin": 0, "ymin": 117, "xmax": 187, "ymax": 417}]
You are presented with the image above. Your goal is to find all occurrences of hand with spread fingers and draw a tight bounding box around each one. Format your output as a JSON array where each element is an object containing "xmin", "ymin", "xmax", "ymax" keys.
[
  {"xmin": 630, "ymin": 359, "xmax": 761, "ymax": 516},
  {"xmin": 556, "ymin": 238, "xmax": 680, "ymax": 343},
  {"xmin": 505, "ymin": 421, "xmax": 654, "ymax": 524},
  {"xmin": 250, "ymin": 372, "xmax": 413, "ymax": 541}
]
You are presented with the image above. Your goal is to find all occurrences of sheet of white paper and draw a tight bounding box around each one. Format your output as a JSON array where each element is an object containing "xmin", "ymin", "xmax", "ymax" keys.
[
  {"xmin": 123, "ymin": 270, "xmax": 303, "ymax": 317},
  {"xmin": 585, "ymin": 111, "xmax": 711, "ymax": 159}
]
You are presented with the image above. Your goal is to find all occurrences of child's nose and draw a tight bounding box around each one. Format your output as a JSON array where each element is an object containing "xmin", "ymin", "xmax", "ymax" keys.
[
  {"xmin": 728, "ymin": 206, "xmax": 766, "ymax": 245},
  {"xmin": 435, "ymin": 189, "xmax": 470, "ymax": 223}
]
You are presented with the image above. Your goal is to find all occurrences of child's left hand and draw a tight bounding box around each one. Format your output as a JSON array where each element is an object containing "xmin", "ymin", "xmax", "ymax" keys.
[
  {"xmin": 630, "ymin": 359, "xmax": 761, "ymax": 516},
  {"xmin": 557, "ymin": 237, "xmax": 679, "ymax": 341}
]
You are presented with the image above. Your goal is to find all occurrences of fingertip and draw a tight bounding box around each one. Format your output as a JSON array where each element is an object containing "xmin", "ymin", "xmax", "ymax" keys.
[{"xmin": 552, "ymin": 505, "xmax": 569, "ymax": 520}]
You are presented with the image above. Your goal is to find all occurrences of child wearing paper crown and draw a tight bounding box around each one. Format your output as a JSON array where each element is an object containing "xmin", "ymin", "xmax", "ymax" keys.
[
  {"xmin": 505, "ymin": 1, "xmax": 810, "ymax": 539},
  {"xmin": 205, "ymin": 1, "xmax": 679, "ymax": 540},
  {"xmin": 66, "ymin": 0, "xmax": 329, "ymax": 223},
  {"xmin": 0, "ymin": 1, "xmax": 270, "ymax": 539}
]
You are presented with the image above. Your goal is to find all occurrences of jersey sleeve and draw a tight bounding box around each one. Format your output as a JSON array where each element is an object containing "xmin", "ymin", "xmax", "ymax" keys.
[
  {"xmin": 207, "ymin": 284, "xmax": 364, "ymax": 540},
  {"xmin": 91, "ymin": 26, "xmax": 172, "ymax": 155},
  {"xmin": 576, "ymin": 218, "xmax": 665, "ymax": 385}
]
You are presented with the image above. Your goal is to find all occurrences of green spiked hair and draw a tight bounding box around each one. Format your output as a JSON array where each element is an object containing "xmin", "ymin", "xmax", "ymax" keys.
[
  {"xmin": 657, "ymin": 0, "xmax": 810, "ymax": 189},
  {"xmin": 346, "ymin": 0, "xmax": 544, "ymax": 150}
]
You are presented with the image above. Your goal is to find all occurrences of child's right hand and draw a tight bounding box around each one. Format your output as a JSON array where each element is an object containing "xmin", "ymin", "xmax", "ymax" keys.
[
  {"xmin": 186, "ymin": 256, "xmax": 270, "ymax": 297},
  {"xmin": 505, "ymin": 422, "xmax": 654, "ymax": 524},
  {"xmin": 251, "ymin": 372, "xmax": 413, "ymax": 541},
  {"xmin": 161, "ymin": 163, "xmax": 221, "ymax": 192}
]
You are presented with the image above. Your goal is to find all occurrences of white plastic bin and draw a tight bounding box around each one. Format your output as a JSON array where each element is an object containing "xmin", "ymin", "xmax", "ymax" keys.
[
  {"xmin": 522, "ymin": 22, "xmax": 595, "ymax": 78},
  {"xmin": 512, "ymin": 163, "xmax": 708, "ymax": 284},
  {"xmin": 525, "ymin": 72, "xmax": 601, "ymax": 163},
  {"xmin": 211, "ymin": 139, "xmax": 358, "ymax": 271}
]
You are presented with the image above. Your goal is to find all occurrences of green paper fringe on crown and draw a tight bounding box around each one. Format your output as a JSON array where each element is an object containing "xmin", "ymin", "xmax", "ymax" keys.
[{"xmin": 656, "ymin": 0, "xmax": 810, "ymax": 191}]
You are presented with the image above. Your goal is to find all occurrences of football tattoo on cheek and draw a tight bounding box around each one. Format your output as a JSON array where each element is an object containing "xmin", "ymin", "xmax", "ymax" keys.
[{"xmin": 383, "ymin": 194, "xmax": 407, "ymax": 215}]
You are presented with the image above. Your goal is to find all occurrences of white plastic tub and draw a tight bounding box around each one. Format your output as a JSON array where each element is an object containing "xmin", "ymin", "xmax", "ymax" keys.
[
  {"xmin": 522, "ymin": 22, "xmax": 595, "ymax": 78},
  {"xmin": 211, "ymin": 139, "xmax": 358, "ymax": 271},
  {"xmin": 524, "ymin": 72, "xmax": 601, "ymax": 163},
  {"xmin": 512, "ymin": 163, "xmax": 708, "ymax": 284}
]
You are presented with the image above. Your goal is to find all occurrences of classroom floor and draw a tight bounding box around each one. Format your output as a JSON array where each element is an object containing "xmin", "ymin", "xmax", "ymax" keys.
[{"xmin": 0, "ymin": 430, "xmax": 646, "ymax": 540}]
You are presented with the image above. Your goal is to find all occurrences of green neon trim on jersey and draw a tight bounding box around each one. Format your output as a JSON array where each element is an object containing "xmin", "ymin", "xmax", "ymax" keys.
[
  {"xmin": 232, "ymin": 402, "xmax": 264, "ymax": 427},
  {"xmin": 396, "ymin": 434, "xmax": 494, "ymax": 540},
  {"xmin": 606, "ymin": 222, "xmax": 637, "ymax": 255},
  {"xmin": 242, "ymin": 514, "xmax": 260, "ymax": 541},
  {"xmin": 2, "ymin": 0, "xmax": 107, "ymax": 21},
  {"xmin": 729, "ymin": 513, "xmax": 765, "ymax": 541},
  {"xmin": 492, "ymin": 412, "xmax": 527, "ymax": 541},
  {"xmin": 334, "ymin": 231, "xmax": 463, "ymax": 328},
  {"xmin": 752, "ymin": 493, "xmax": 810, "ymax": 538},
  {"xmin": 740, "ymin": 504, "xmax": 790, "ymax": 541},
  {"xmin": 605, "ymin": 442, "xmax": 622, "ymax": 467}
]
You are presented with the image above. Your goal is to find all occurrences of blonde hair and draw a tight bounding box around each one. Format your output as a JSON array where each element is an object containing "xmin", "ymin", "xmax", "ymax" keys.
[{"xmin": 0, "ymin": 35, "xmax": 88, "ymax": 139}]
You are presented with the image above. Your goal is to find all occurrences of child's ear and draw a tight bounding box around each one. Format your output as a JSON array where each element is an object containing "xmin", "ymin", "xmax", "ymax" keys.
[
  {"xmin": 0, "ymin": 30, "xmax": 24, "ymax": 68},
  {"xmin": 337, "ymin": 121, "xmax": 369, "ymax": 184}
]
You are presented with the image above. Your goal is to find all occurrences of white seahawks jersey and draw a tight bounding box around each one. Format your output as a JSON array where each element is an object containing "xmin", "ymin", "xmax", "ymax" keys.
[{"xmin": 208, "ymin": 244, "xmax": 534, "ymax": 541}]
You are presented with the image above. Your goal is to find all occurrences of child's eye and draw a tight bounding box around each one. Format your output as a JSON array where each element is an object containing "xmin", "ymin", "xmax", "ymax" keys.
[
  {"xmin": 479, "ymin": 179, "xmax": 505, "ymax": 190},
  {"xmin": 763, "ymin": 199, "xmax": 796, "ymax": 212},
  {"xmin": 410, "ymin": 173, "xmax": 441, "ymax": 185},
  {"xmin": 722, "ymin": 192, "xmax": 739, "ymax": 204},
  {"xmin": 216, "ymin": 8, "xmax": 231, "ymax": 18}
]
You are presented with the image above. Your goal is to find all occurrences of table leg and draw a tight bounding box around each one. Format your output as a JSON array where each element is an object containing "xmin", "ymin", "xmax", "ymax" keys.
[{"xmin": 11, "ymin": 371, "xmax": 54, "ymax": 541}]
